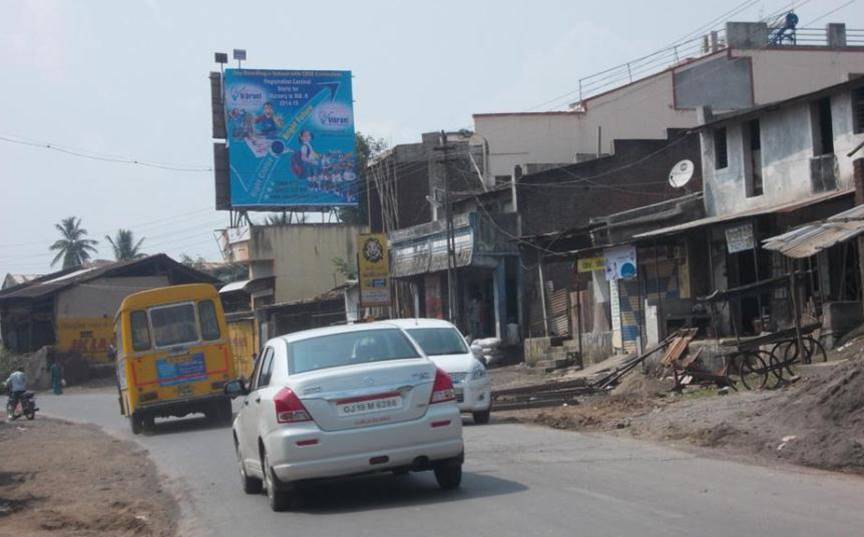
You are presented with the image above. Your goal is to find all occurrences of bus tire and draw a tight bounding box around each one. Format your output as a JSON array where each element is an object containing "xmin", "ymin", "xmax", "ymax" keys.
[
  {"xmin": 219, "ymin": 398, "xmax": 234, "ymax": 425},
  {"xmin": 129, "ymin": 413, "xmax": 144, "ymax": 435}
]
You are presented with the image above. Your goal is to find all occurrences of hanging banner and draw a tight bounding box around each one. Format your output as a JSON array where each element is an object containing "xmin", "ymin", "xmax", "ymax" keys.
[
  {"xmin": 223, "ymin": 69, "xmax": 357, "ymax": 208},
  {"xmin": 576, "ymin": 257, "xmax": 605, "ymax": 273},
  {"xmin": 725, "ymin": 222, "xmax": 755, "ymax": 254},
  {"xmin": 604, "ymin": 246, "xmax": 637, "ymax": 281},
  {"xmin": 358, "ymin": 233, "xmax": 390, "ymax": 307}
]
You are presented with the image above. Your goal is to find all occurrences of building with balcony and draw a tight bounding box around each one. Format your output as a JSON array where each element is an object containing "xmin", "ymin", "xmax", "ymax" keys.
[{"xmin": 472, "ymin": 21, "xmax": 864, "ymax": 185}]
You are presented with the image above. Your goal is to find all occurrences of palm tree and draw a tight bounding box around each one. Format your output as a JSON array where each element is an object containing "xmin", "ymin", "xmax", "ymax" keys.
[
  {"xmin": 105, "ymin": 229, "xmax": 146, "ymax": 261},
  {"xmin": 50, "ymin": 217, "xmax": 99, "ymax": 269}
]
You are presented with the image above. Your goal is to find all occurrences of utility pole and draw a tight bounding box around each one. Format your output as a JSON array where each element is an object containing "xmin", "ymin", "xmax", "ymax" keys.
[{"xmin": 436, "ymin": 130, "xmax": 458, "ymax": 324}]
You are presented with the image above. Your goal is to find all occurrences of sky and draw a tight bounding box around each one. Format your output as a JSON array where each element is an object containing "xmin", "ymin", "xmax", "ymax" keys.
[{"xmin": 1, "ymin": 0, "xmax": 862, "ymax": 275}]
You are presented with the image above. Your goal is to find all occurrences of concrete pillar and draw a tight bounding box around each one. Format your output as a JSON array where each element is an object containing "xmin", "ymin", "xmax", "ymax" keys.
[
  {"xmin": 827, "ymin": 23, "xmax": 847, "ymax": 48},
  {"xmin": 726, "ymin": 22, "xmax": 768, "ymax": 49},
  {"xmin": 492, "ymin": 262, "xmax": 506, "ymax": 340}
]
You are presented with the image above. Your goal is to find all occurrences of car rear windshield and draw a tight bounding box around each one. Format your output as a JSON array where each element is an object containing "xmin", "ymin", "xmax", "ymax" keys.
[
  {"xmin": 288, "ymin": 329, "xmax": 420, "ymax": 374},
  {"xmin": 150, "ymin": 303, "xmax": 199, "ymax": 347},
  {"xmin": 406, "ymin": 327, "xmax": 468, "ymax": 356}
]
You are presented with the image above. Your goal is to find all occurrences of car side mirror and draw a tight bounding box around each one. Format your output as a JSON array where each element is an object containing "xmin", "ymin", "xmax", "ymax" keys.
[{"xmin": 224, "ymin": 379, "xmax": 249, "ymax": 399}]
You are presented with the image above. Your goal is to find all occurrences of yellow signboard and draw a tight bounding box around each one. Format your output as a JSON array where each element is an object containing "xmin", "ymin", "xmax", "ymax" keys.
[
  {"xmin": 357, "ymin": 233, "xmax": 390, "ymax": 307},
  {"xmin": 56, "ymin": 317, "xmax": 114, "ymax": 363},
  {"xmin": 576, "ymin": 257, "xmax": 605, "ymax": 273}
]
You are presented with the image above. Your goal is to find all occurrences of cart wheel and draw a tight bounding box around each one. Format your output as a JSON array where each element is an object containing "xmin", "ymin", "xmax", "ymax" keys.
[
  {"xmin": 737, "ymin": 352, "xmax": 768, "ymax": 390},
  {"xmin": 779, "ymin": 341, "xmax": 800, "ymax": 375},
  {"xmin": 804, "ymin": 336, "xmax": 827, "ymax": 364}
]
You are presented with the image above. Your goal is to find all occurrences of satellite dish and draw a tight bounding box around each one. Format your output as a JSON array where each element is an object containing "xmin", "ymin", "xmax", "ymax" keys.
[{"xmin": 669, "ymin": 160, "xmax": 694, "ymax": 188}]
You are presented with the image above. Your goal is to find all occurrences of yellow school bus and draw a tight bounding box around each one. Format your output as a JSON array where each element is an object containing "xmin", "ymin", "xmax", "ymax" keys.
[{"xmin": 114, "ymin": 284, "xmax": 235, "ymax": 434}]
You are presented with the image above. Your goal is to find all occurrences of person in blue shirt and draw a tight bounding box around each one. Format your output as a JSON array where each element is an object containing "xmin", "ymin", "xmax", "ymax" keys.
[
  {"xmin": 4, "ymin": 368, "xmax": 27, "ymax": 409},
  {"xmin": 255, "ymin": 102, "xmax": 282, "ymax": 138},
  {"xmin": 50, "ymin": 359, "xmax": 63, "ymax": 395}
]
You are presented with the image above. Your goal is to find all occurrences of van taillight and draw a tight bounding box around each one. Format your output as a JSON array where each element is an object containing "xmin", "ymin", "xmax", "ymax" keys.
[
  {"xmin": 429, "ymin": 368, "xmax": 455, "ymax": 404},
  {"xmin": 274, "ymin": 388, "xmax": 312, "ymax": 424}
]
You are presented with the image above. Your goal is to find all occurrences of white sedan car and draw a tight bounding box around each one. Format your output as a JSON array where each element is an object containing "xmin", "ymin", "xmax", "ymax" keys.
[
  {"xmin": 387, "ymin": 319, "xmax": 492, "ymax": 424},
  {"xmin": 225, "ymin": 323, "xmax": 464, "ymax": 511}
]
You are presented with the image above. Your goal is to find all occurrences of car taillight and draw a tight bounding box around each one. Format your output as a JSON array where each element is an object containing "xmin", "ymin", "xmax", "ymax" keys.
[
  {"xmin": 274, "ymin": 388, "xmax": 312, "ymax": 424},
  {"xmin": 429, "ymin": 368, "xmax": 455, "ymax": 404}
]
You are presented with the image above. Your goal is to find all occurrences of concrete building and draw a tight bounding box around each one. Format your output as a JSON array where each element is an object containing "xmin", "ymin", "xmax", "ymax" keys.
[
  {"xmin": 221, "ymin": 223, "xmax": 366, "ymax": 305},
  {"xmin": 367, "ymin": 131, "xmax": 483, "ymax": 234},
  {"xmin": 0, "ymin": 255, "xmax": 216, "ymax": 362},
  {"xmin": 627, "ymin": 77, "xmax": 864, "ymax": 343},
  {"xmin": 452, "ymin": 130, "xmax": 703, "ymax": 347},
  {"xmin": 473, "ymin": 21, "xmax": 864, "ymax": 184}
]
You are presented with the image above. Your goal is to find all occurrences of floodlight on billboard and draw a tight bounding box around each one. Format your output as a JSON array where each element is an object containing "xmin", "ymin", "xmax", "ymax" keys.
[{"xmin": 222, "ymin": 69, "xmax": 357, "ymax": 209}]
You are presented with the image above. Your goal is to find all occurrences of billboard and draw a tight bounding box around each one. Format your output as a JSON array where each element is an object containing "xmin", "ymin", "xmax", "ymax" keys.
[
  {"xmin": 223, "ymin": 69, "xmax": 357, "ymax": 208},
  {"xmin": 357, "ymin": 233, "xmax": 390, "ymax": 307}
]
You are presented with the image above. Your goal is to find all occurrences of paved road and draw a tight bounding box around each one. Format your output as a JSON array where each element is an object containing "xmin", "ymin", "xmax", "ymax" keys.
[{"xmin": 39, "ymin": 390, "xmax": 864, "ymax": 536}]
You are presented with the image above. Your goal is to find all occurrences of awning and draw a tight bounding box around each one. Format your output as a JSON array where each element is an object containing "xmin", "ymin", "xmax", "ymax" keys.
[
  {"xmin": 391, "ymin": 227, "xmax": 474, "ymax": 278},
  {"xmin": 762, "ymin": 204, "xmax": 864, "ymax": 259},
  {"xmin": 219, "ymin": 277, "xmax": 275, "ymax": 294},
  {"xmin": 633, "ymin": 190, "xmax": 852, "ymax": 241}
]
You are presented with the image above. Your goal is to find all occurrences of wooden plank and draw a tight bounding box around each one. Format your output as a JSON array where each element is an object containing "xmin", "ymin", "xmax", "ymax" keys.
[{"xmin": 660, "ymin": 328, "xmax": 698, "ymax": 366}]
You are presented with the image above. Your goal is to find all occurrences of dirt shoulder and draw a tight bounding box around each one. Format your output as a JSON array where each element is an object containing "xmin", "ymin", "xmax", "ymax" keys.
[
  {"xmin": 0, "ymin": 415, "xmax": 176, "ymax": 537},
  {"xmin": 495, "ymin": 343, "xmax": 864, "ymax": 476}
]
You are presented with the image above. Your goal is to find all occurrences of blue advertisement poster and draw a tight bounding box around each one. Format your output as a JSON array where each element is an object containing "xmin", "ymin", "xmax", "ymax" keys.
[
  {"xmin": 223, "ymin": 69, "xmax": 357, "ymax": 208},
  {"xmin": 156, "ymin": 353, "xmax": 208, "ymax": 387}
]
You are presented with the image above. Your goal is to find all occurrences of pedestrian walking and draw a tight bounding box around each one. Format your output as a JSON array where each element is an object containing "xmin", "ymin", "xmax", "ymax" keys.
[{"xmin": 50, "ymin": 359, "xmax": 63, "ymax": 395}]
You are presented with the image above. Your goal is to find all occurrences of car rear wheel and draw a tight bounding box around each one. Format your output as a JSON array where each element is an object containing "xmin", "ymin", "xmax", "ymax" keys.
[
  {"xmin": 472, "ymin": 410, "xmax": 490, "ymax": 424},
  {"xmin": 433, "ymin": 462, "xmax": 462, "ymax": 490},
  {"xmin": 236, "ymin": 444, "xmax": 262, "ymax": 494},
  {"xmin": 263, "ymin": 451, "xmax": 292, "ymax": 511}
]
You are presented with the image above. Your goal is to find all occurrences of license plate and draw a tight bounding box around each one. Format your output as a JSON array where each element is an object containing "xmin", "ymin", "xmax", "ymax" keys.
[
  {"xmin": 176, "ymin": 384, "xmax": 193, "ymax": 397},
  {"xmin": 336, "ymin": 395, "xmax": 402, "ymax": 417}
]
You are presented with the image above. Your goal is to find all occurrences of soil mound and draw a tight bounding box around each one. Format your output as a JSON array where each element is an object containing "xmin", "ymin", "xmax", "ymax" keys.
[{"xmin": 770, "ymin": 357, "xmax": 864, "ymax": 472}]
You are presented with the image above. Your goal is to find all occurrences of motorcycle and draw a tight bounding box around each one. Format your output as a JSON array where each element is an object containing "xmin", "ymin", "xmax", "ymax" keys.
[{"xmin": 6, "ymin": 392, "xmax": 38, "ymax": 421}]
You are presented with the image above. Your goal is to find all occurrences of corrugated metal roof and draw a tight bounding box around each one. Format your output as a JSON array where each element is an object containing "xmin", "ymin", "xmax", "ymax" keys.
[
  {"xmin": 633, "ymin": 190, "xmax": 852, "ymax": 240},
  {"xmin": 762, "ymin": 204, "xmax": 864, "ymax": 259},
  {"xmin": 0, "ymin": 254, "xmax": 217, "ymax": 302}
]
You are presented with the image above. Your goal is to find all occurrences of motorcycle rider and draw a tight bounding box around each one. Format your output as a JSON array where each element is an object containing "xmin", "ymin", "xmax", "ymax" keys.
[{"xmin": 4, "ymin": 367, "xmax": 27, "ymax": 412}]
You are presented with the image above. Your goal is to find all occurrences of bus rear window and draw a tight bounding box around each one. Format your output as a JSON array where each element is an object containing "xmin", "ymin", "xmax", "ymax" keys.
[
  {"xmin": 150, "ymin": 303, "xmax": 199, "ymax": 347},
  {"xmin": 198, "ymin": 300, "xmax": 221, "ymax": 341}
]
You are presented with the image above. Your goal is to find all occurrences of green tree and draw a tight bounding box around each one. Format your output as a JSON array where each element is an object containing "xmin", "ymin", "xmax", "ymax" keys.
[
  {"xmin": 49, "ymin": 217, "xmax": 99, "ymax": 269},
  {"xmin": 264, "ymin": 212, "xmax": 306, "ymax": 225},
  {"xmin": 105, "ymin": 229, "xmax": 146, "ymax": 261},
  {"xmin": 331, "ymin": 256, "xmax": 357, "ymax": 280},
  {"xmin": 181, "ymin": 254, "xmax": 248, "ymax": 284},
  {"xmin": 337, "ymin": 132, "xmax": 388, "ymax": 225}
]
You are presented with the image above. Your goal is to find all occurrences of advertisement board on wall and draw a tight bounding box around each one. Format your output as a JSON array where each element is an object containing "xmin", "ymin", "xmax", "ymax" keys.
[
  {"xmin": 56, "ymin": 318, "xmax": 114, "ymax": 363},
  {"xmin": 576, "ymin": 257, "xmax": 605, "ymax": 273},
  {"xmin": 223, "ymin": 69, "xmax": 357, "ymax": 208},
  {"xmin": 725, "ymin": 222, "xmax": 755, "ymax": 254},
  {"xmin": 357, "ymin": 233, "xmax": 390, "ymax": 307},
  {"xmin": 604, "ymin": 246, "xmax": 638, "ymax": 281}
]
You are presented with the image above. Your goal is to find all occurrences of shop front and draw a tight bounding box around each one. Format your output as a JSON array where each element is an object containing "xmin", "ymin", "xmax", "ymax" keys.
[{"xmin": 388, "ymin": 212, "xmax": 521, "ymax": 341}]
